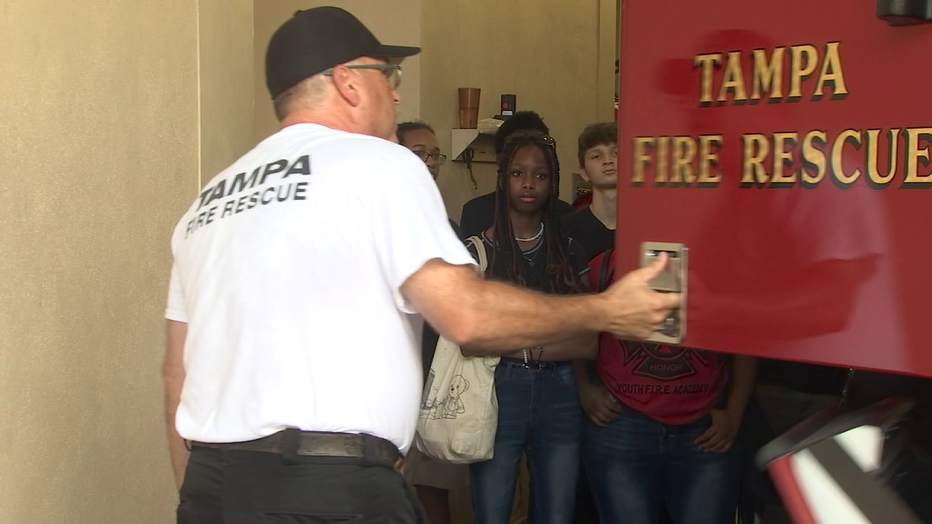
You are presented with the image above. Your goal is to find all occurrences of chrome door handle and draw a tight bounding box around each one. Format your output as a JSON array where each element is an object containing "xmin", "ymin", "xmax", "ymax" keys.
[{"xmin": 641, "ymin": 242, "xmax": 687, "ymax": 344}]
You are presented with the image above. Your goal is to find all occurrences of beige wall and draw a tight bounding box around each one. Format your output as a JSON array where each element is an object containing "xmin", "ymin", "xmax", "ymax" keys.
[
  {"xmin": 422, "ymin": 0, "xmax": 617, "ymax": 220},
  {"xmin": 0, "ymin": 0, "xmax": 253, "ymax": 521},
  {"xmin": 200, "ymin": 0, "xmax": 257, "ymax": 181},
  {"xmin": 253, "ymin": 0, "xmax": 422, "ymax": 143}
]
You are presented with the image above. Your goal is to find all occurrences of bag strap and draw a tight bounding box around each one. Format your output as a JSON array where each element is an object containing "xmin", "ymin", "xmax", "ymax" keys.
[
  {"xmin": 466, "ymin": 235, "xmax": 489, "ymax": 273},
  {"xmin": 598, "ymin": 248, "xmax": 615, "ymax": 292}
]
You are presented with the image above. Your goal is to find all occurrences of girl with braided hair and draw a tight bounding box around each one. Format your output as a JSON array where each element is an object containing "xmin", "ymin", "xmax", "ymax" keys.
[{"xmin": 463, "ymin": 132, "xmax": 595, "ymax": 524}]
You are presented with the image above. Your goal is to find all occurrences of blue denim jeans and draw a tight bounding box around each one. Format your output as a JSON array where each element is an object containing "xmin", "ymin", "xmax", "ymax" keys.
[
  {"xmin": 470, "ymin": 360, "xmax": 584, "ymax": 524},
  {"xmin": 585, "ymin": 409, "xmax": 738, "ymax": 524}
]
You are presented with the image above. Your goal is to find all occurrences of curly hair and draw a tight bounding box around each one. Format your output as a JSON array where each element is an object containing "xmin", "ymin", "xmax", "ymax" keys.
[
  {"xmin": 490, "ymin": 132, "xmax": 586, "ymax": 294},
  {"xmin": 577, "ymin": 122, "xmax": 618, "ymax": 167},
  {"xmin": 493, "ymin": 111, "xmax": 550, "ymax": 155}
]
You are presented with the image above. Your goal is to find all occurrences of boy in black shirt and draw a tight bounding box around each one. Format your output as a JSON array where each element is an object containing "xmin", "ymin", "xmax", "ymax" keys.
[{"xmin": 562, "ymin": 122, "xmax": 617, "ymax": 260}]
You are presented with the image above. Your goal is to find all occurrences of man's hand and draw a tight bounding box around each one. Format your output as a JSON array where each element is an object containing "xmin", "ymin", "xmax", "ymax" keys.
[
  {"xmin": 695, "ymin": 408, "xmax": 738, "ymax": 453},
  {"xmin": 577, "ymin": 378, "xmax": 622, "ymax": 426},
  {"xmin": 601, "ymin": 252, "xmax": 681, "ymax": 339}
]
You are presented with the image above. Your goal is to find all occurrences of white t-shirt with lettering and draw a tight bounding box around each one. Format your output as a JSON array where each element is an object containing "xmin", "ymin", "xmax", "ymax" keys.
[{"xmin": 165, "ymin": 123, "xmax": 475, "ymax": 453}]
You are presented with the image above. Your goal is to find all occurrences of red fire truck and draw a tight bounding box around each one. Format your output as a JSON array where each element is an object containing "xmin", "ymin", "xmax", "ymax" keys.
[{"xmin": 615, "ymin": 1, "xmax": 931, "ymax": 521}]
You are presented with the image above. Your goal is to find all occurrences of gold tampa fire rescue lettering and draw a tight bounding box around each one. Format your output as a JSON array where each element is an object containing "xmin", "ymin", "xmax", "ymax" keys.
[
  {"xmin": 632, "ymin": 128, "xmax": 932, "ymax": 189},
  {"xmin": 740, "ymin": 128, "xmax": 932, "ymax": 188},
  {"xmin": 694, "ymin": 42, "xmax": 848, "ymax": 105},
  {"xmin": 184, "ymin": 155, "xmax": 312, "ymax": 238},
  {"xmin": 630, "ymin": 41, "xmax": 932, "ymax": 189}
]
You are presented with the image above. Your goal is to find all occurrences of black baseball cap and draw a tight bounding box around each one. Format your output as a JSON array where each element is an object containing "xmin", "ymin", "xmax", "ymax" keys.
[{"xmin": 265, "ymin": 7, "xmax": 420, "ymax": 100}]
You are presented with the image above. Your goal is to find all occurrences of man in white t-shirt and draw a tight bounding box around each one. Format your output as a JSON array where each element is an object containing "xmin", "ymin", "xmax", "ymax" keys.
[{"xmin": 163, "ymin": 7, "xmax": 680, "ymax": 523}]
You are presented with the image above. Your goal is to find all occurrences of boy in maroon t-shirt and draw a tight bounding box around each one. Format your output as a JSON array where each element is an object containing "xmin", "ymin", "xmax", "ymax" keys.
[{"xmin": 584, "ymin": 249, "xmax": 757, "ymax": 524}]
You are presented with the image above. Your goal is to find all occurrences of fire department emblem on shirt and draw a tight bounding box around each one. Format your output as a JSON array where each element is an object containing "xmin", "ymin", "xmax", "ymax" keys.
[{"xmin": 623, "ymin": 343, "xmax": 708, "ymax": 381}]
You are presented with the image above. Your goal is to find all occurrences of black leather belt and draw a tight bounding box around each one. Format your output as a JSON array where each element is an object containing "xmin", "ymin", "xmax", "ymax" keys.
[{"xmin": 192, "ymin": 430, "xmax": 401, "ymax": 464}]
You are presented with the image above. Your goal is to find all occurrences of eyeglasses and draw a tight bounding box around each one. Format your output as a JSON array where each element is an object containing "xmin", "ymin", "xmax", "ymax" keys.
[
  {"xmin": 322, "ymin": 63, "xmax": 402, "ymax": 90},
  {"xmin": 412, "ymin": 150, "xmax": 447, "ymax": 165}
]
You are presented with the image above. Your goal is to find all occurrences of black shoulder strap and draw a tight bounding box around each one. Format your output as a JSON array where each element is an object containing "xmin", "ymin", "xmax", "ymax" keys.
[{"xmin": 598, "ymin": 248, "xmax": 615, "ymax": 292}]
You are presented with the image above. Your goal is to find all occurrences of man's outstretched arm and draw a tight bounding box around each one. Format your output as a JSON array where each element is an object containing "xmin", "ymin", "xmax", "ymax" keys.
[{"xmin": 402, "ymin": 253, "xmax": 679, "ymax": 354}]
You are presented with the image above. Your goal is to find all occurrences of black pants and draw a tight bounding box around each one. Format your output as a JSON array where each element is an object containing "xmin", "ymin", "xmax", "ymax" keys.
[{"xmin": 178, "ymin": 445, "xmax": 424, "ymax": 524}]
